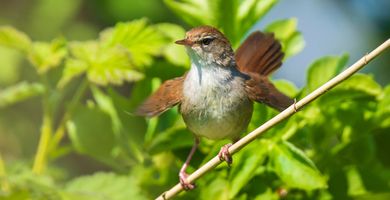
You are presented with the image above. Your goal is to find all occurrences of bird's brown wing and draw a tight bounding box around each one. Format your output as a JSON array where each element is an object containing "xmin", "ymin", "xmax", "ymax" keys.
[
  {"xmin": 235, "ymin": 31, "xmax": 284, "ymax": 76},
  {"xmin": 135, "ymin": 76, "xmax": 185, "ymax": 117},
  {"xmin": 245, "ymin": 72, "xmax": 293, "ymax": 111}
]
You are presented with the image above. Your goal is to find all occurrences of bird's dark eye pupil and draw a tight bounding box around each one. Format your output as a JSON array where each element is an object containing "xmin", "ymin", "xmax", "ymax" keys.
[{"xmin": 201, "ymin": 38, "xmax": 213, "ymax": 45}]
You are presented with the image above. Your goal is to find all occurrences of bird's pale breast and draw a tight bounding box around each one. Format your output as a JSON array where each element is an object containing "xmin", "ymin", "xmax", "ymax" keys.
[{"xmin": 180, "ymin": 61, "xmax": 253, "ymax": 140}]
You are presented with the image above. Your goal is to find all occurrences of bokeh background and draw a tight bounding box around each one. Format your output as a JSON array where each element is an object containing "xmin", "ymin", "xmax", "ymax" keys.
[{"xmin": 0, "ymin": 0, "xmax": 389, "ymax": 198}]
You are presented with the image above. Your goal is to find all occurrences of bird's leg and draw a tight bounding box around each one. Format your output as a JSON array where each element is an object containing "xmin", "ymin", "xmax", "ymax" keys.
[
  {"xmin": 218, "ymin": 138, "xmax": 239, "ymax": 166},
  {"xmin": 179, "ymin": 137, "xmax": 199, "ymax": 190}
]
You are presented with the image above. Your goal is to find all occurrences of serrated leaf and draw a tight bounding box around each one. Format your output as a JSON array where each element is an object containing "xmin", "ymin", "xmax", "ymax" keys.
[
  {"xmin": 103, "ymin": 19, "xmax": 167, "ymax": 67},
  {"xmin": 265, "ymin": 18, "xmax": 305, "ymax": 59},
  {"xmin": 58, "ymin": 58, "xmax": 88, "ymax": 88},
  {"xmin": 270, "ymin": 140, "xmax": 327, "ymax": 190},
  {"xmin": 0, "ymin": 82, "xmax": 45, "ymax": 108},
  {"xmin": 64, "ymin": 172, "xmax": 147, "ymax": 200},
  {"xmin": 66, "ymin": 41, "xmax": 144, "ymax": 86},
  {"xmin": 306, "ymin": 54, "xmax": 349, "ymax": 93},
  {"xmin": 87, "ymin": 46, "xmax": 144, "ymax": 85},
  {"xmin": 28, "ymin": 37, "xmax": 67, "ymax": 74},
  {"xmin": 0, "ymin": 26, "xmax": 31, "ymax": 53}
]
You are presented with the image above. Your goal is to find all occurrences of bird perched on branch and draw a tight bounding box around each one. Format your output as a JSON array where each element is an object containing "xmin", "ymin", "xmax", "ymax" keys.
[{"xmin": 136, "ymin": 25, "xmax": 293, "ymax": 190}]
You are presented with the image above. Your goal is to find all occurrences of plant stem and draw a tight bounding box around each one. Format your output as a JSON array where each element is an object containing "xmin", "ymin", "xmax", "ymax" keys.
[
  {"xmin": 155, "ymin": 39, "xmax": 390, "ymax": 200},
  {"xmin": 32, "ymin": 74, "xmax": 53, "ymax": 174},
  {"xmin": 49, "ymin": 80, "xmax": 89, "ymax": 152},
  {"xmin": 32, "ymin": 112, "xmax": 52, "ymax": 174},
  {"xmin": 0, "ymin": 154, "xmax": 10, "ymax": 192}
]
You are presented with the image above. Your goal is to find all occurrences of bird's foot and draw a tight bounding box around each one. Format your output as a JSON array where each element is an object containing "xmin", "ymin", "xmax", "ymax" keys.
[
  {"xmin": 179, "ymin": 171, "xmax": 196, "ymax": 190},
  {"xmin": 218, "ymin": 143, "xmax": 233, "ymax": 166}
]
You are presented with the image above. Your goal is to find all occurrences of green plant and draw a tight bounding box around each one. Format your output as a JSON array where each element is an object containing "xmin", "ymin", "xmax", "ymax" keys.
[{"xmin": 0, "ymin": 0, "xmax": 389, "ymax": 199}]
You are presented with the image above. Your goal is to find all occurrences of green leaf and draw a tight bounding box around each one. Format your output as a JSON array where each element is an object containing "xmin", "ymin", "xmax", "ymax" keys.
[
  {"xmin": 273, "ymin": 79, "xmax": 299, "ymax": 98},
  {"xmin": 284, "ymin": 32, "xmax": 305, "ymax": 58},
  {"xmin": 228, "ymin": 139, "xmax": 271, "ymax": 198},
  {"xmin": 67, "ymin": 106, "xmax": 116, "ymax": 164},
  {"xmin": 28, "ymin": 37, "xmax": 67, "ymax": 74},
  {"xmin": 64, "ymin": 172, "xmax": 147, "ymax": 200},
  {"xmin": 265, "ymin": 18, "xmax": 305, "ymax": 59},
  {"xmin": 0, "ymin": 82, "xmax": 45, "ymax": 108},
  {"xmin": 103, "ymin": 19, "xmax": 167, "ymax": 67},
  {"xmin": 376, "ymin": 85, "xmax": 390, "ymax": 128},
  {"xmin": 87, "ymin": 46, "xmax": 144, "ymax": 85},
  {"xmin": 318, "ymin": 73, "xmax": 382, "ymax": 106},
  {"xmin": 270, "ymin": 140, "xmax": 327, "ymax": 190},
  {"xmin": 0, "ymin": 46, "xmax": 22, "ymax": 85},
  {"xmin": 235, "ymin": 0, "xmax": 278, "ymax": 46},
  {"xmin": 306, "ymin": 54, "xmax": 349, "ymax": 93},
  {"xmin": 58, "ymin": 58, "xmax": 88, "ymax": 88},
  {"xmin": 164, "ymin": 0, "xmax": 278, "ymax": 46},
  {"xmin": 155, "ymin": 23, "xmax": 189, "ymax": 67},
  {"xmin": 164, "ymin": 0, "xmax": 211, "ymax": 27},
  {"xmin": 66, "ymin": 41, "xmax": 144, "ymax": 86},
  {"xmin": 0, "ymin": 26, "xmax": 31, "ymax": 53}
]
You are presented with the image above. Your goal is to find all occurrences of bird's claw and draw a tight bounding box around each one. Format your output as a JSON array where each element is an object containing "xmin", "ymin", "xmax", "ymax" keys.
[
  {"xmin": 218, "ymin": 143, "xmax": 233, "ymax": 166},
  {"xmin": 179, "ymin": 171, "xmax": 196, "ymax": 190}
]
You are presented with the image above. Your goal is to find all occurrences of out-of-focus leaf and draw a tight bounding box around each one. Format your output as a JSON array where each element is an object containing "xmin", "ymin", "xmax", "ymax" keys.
[
  {"xmin": 28, "ymin": 37, "xmax": 67, "ymax": 74},
  {"xmin": 346, "ymin": 166, "xmax": 367, "ymax": 196},
  {"xmin": 306, "ymin": 54, "xmax": 349, "ymax": 93},
  {"xmin": 103, "ymin": 19, "xmax": 167, "ymax": 67},
  {"xmin": 148, "ymin": 126, "xmax": 193, "ymax": 154},
  {"xmin": 0, "ymin": 47, "xmax": 22, "ymax": 85},
  {"xmin": 200, "ymin": 176, "xmax": 229, "ymax": 200},
  {"xmin": 0, "ymin": 82, "xmax": 44, "ymax": 108},
  {"xmin": 265, "ymin": 18, "xmax": 297, "ymax": 41},
  {"xmin": 273, "ymin": 79, "xmax": 299, "ymax": 98},
  {"xmin": 67, "ymin": 106, "xmax": 116, "ymax": 164},
  {"xmin": 285, "ymin": 32, "xmax": 305, "ymax": 58},
  {"xmin": 66, "ymin": 41, "xmax": 144, "ymax": 86},
  {"xmin": 164, "ymin": 0, "xmax": 278, "ymax": 46},
  {"xmin": 58, "ymin": 58, "xmax": 88, "ymax": 88},
  {"xmin": 0, "ymin": 26, "xmax": 31, "ymax": 53},
  {"xmin": 87, "ymin": 46, "xmax": 144, "ymax": 85},
  {"xmin": 235, "ymin": 0, "xmax": 278, "ymax": 46},
  {"xmin": 318, "ymin": 74, "xmax": 382, "ymax": 105},
  {"xmin": 376, "ymin": 85, "xmax": 390, "ymax": 128},
  {"xmin": 270, "ymin": 140, "xmax": 327, "ymax": 190},
  {"xmin": 265, "ymin": 18, "xmax": 305, "ymax": 59},
  {"xmin": 228, "ymin": 139, "xmax": 271, "ymax": 198},
  {"xmin": 64, "ymin": 172, "xmax": 147, "ymax": 200},
  {"xmin": 163, "ymin": 0, "xmax": 211, "ymax": 27},
  {"xmin": 155, "ymin": 23, "xmax": 189, "ymax": 67},
  {"xmin": 3, "ymin": 164, "xmax": 62, "ymax": 200}
]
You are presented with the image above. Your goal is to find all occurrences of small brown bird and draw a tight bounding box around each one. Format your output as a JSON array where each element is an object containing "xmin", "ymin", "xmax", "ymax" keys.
[{"xmin": 136, "ymin": 26, "xmax": 293, "ymax": 189}]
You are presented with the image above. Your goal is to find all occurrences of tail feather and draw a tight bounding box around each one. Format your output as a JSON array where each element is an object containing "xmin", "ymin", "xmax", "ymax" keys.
[{"xmin": 235, "ymin": 31, "xmax": 284, "ymax": 76}]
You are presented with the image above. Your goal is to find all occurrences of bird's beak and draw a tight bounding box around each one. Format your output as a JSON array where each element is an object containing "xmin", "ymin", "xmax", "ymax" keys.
[{"xmin": 175, "ymin": 39, "xmax": 193, "ymax": 46}]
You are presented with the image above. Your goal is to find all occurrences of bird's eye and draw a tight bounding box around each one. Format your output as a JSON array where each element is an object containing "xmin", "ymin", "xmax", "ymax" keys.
[{"xmin": 201, "ymin": 37, "xmax": 214, "ymax": 46}]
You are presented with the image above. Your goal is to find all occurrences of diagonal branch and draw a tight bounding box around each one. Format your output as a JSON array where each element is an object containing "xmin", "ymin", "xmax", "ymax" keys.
[{"xmin": 156, "ymin": 38, "xmax": 390, "ymax": 200}]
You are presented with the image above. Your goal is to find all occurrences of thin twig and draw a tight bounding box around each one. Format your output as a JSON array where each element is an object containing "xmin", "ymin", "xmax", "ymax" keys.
[{"xmin": 156, "ymin": 39, "xmax": 390, "ymax": 200}]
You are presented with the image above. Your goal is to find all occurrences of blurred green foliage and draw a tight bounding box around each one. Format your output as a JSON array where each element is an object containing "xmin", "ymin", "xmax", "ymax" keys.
[{"xmin": 0, "ymin": 0, "xmax": 389, "ymax": 199}]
